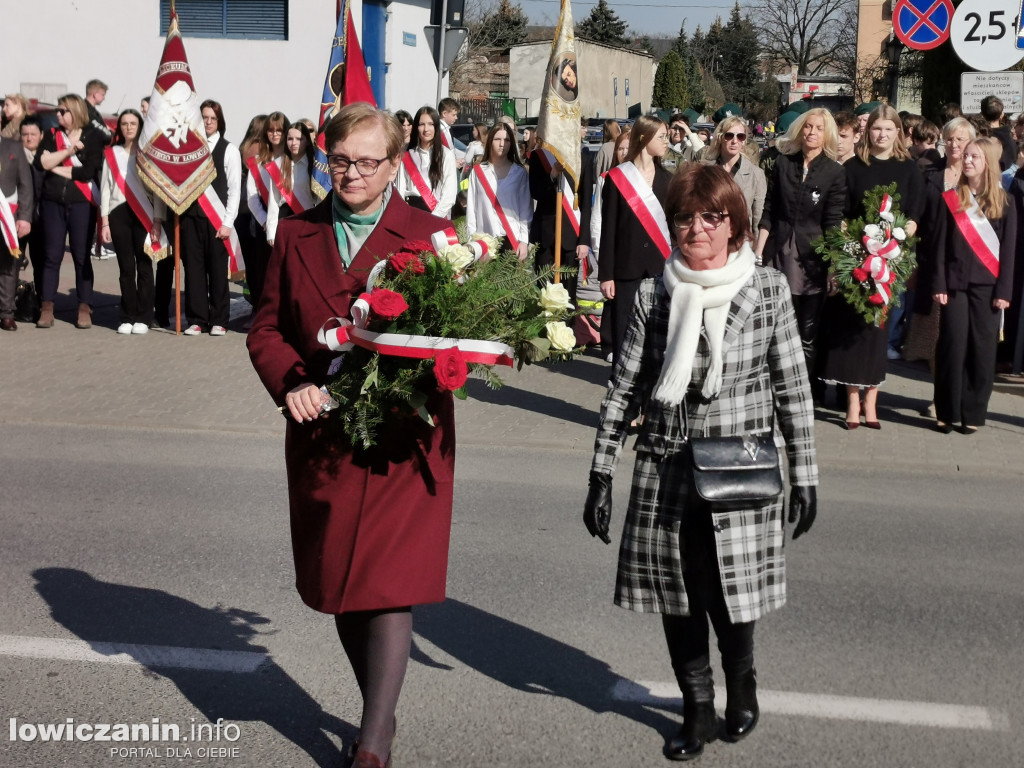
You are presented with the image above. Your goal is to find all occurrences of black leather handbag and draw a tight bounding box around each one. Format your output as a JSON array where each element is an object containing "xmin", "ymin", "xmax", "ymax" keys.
[{"xmin": 689, "ymin": 434, "xmax": 783, "ymax": 503}]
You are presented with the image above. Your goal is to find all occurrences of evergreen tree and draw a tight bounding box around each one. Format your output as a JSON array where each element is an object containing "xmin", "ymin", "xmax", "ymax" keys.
[
  {"xmin": 720, "ymin": 3, "xmax": 761, "ymax": 108},
  {"xmin": 653, "ymin": 51, "xmax": 688, "ymax": 110},
  {"xmin": 672, "ymin": 20, "xmax": 705, "ymax": 112},
  {"xmin": 475, "ymin": 0, "xmax": 529, "ymax": 49},
  {"xmin": 576, "ymin": 0, "xmax": 629, "ymax": 46}
]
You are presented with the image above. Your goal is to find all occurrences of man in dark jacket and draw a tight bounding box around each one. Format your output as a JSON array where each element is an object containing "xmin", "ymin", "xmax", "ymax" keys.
[
  {"xmin": 0, "ymin": 135, "xmax": 34, "ymax": 330},
  {"xmin": 981, "ymin": 95, "xmax": 1016, "ymax": 171}
]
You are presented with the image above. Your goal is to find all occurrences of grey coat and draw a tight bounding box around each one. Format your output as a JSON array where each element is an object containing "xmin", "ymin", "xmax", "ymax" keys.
[
  {"xmin": 701, "ymin": 156, "xmax": 767, "ymax": 232},
  {"xmin": 591, "ymin": 267, "xmax": 818, "ymax": 622}
]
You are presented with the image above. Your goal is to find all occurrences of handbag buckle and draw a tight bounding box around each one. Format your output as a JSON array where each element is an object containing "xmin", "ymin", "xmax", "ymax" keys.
[{"xmin": 742, "ymin": 434, "xmax": 760, "ymax": 461}]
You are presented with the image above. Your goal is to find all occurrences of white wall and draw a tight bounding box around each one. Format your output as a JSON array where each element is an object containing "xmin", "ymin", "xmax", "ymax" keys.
[{"xmin": 4, "ymin": 0, "xmax": 443, "ymax": 142}]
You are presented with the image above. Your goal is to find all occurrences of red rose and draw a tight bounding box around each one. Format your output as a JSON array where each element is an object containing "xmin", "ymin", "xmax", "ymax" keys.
[
  {"xmin": 868, "ymin": 294, "xmax": 884, "ymax": 305},
  {"xmin": 852, "ymin": 267, "xmax": 868, "ymax": 282},
  {"xmin": 390, "ymin": 252, "xmax": 425, "ymax": 275},
  {"xmin": 434, "ymin": 347, "xmax": 469, "ymax": 391},
  {"xmin": 368, "ymin": 289, "xmax": 409, "ymax": 319},
  {"xmin": 401, "ymin": 240, "xmax": 435, "ymax": 255}
]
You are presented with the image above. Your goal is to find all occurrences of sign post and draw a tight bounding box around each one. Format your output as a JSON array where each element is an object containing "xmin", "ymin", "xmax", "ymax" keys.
[{"xmin": 950, "ymin": 0, "xmax": 1024, "ymax": 70}]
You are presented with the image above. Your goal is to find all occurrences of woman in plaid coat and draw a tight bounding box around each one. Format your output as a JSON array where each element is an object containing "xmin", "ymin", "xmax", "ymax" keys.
[{"xmin": 584, "ymin": 164, "xmax": 818, "ymax": 761}]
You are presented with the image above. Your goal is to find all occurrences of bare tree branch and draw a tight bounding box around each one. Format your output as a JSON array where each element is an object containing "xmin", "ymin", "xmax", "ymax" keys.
[{"xmin": 754, "ymin": 0, "xmax": 855, "ymax": 76}]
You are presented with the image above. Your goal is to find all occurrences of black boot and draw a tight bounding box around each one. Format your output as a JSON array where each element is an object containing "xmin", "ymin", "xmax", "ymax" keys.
[
  {"xmin": 666, "ymin": 664, "xmax": 718, "ymax": 761},
  {"xmin": 723, "ymin": 655, "xmax": 759, "ymax": 742}
]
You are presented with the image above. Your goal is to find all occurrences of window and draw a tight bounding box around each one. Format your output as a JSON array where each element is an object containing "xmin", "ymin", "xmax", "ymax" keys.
[{"xmin": 159, "ymin": 0, "xmax": 288, "ymax": 40}]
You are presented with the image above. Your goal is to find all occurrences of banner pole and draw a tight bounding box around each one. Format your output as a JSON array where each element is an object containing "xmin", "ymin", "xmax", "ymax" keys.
[
  {"xmin": 553, "ymin": 173, "xmax": 563, "ymax": 284},
  {"xmin": 174, "ymin": 216, "xmax": 181, "ymax": 335}
]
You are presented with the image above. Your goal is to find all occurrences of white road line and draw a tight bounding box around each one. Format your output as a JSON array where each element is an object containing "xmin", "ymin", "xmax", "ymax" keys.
[
  {"xmin": 0, "ymin": 635, "xmax": 268, "ymax": 673},
  {"xmin": 611, "ymin": 680, "xmax": 1011, "ymax": 732}
]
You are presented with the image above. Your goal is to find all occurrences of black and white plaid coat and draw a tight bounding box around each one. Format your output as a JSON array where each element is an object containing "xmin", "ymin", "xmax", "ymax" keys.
[{"xmin": 591, "ymin": 267, "xmax": 818, "ymax": 623}]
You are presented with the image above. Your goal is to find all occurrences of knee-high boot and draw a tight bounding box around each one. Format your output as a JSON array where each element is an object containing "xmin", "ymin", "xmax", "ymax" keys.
[
  {"xmin": 666, "ymin": 660, "xmax": 718, "ymax": 761},
  {"xmin": 723, "ymin": 654, "xmax": 759, "ymax": 741}
]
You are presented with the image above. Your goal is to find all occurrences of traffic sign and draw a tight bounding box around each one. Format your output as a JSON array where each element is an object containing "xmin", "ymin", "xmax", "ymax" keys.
[
  {"xmin": 951, "ymin": 0, "xmax": 1024, "ymax": 70},
  {"xmin": 894, "ymin": 0, "xmax": 953, "ymax": 50},
  {"xmin": 423, "ymin": 26, "xmax": 469, "ymax": 72}
]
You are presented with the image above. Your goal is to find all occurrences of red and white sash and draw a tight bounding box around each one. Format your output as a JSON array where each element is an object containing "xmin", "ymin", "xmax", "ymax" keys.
[
  {"xmin": 197, "ymin": 187, "xmax": 245, "ymax": 275},
  {"xmin": 54, "ymin": 130, "xmax": 100, "ymax": 206},
  {"xmin": 943, "ymin": 189, "xmax": 1000, "ymax": 278},
  {"xmin": 264, "ymin": 159, "xmax": 306, "ymax": 214},
  {"xmin": 440, "ymin": 122, "xmax": 453, "ymax": 150},
  {"xmin": 402, "ymin": 151, "xmax": 438, "ymax": 211},
  {"xmin": 104, "ymin": 146, "xmax": 169, "ymax": 259},
  {"xmin": 607, "ymin": 161, "xmax": 670, "ymax": 259},
  {"xmin": 0, "ymin": 192, "xmax": 19, "ymax": 257},
  {"xmin": 473, "ymin": 164, "xmax": 520, "ymax": 250},
  {"xmin": 246, "ymin": 156, "xmax": 273, "ymax": 224},
  {"xmin": 537, "ymin": 149, "xmax": 580, "ymax": 235}
]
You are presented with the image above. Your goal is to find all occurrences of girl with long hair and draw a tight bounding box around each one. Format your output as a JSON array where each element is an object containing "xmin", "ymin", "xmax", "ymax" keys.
[
  {"xmin": 397, "ymin": 106, "xmax": 456, "ymax": 219},
  {"xmin": 266, "ymin": 122, "xmax": 315, "ymax": 246},
  {"xmin": 464, "ymin": 122, "xmax": 532, "ymax": 260},
  {"xmin": 931, "ymin": 137, "xmax": 1015, "ymax": 432},
  {"xmin": 237, "ymin": 114, "xmax": 268, "ymax": 319},
  {"xmin": 245, "ymin": 112, "xmax": 288, "ymax": 308}
]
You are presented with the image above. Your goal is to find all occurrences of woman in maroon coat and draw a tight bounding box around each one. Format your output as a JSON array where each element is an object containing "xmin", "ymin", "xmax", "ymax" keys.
[{"xmin": 248, "ymin": 104, "xmax": 454, "ymax": 768}]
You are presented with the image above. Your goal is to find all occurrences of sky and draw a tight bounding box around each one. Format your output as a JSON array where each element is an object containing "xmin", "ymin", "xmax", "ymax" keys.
[{"xmin": 515, "ymin": 0, "xmax": 748, "ymax": 37}]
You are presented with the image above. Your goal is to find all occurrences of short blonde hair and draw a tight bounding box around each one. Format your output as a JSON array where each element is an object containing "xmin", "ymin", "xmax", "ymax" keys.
[
  {"xmin": 857, "ymin": 104, "xmax": 911, "ymax": 164},
  {"xmin": 323, "ymin": 103, "xmax": 404, "ymax": 161},
  {"xmin": 777, "ymin": 108, "xmax": 839, "ymax": 161},
  {"xmin": 57, "ymin": 93, "xmax": 89, "ymax": 131}
]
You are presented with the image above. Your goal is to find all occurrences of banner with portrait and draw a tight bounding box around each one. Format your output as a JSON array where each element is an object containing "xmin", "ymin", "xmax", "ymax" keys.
[{"xmin": 536, "ymin": 0, "xmax": 582, "ymax": 192}]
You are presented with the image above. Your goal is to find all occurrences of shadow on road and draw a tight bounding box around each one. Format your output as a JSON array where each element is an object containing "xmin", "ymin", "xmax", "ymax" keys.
[
  {"xmin": 465, "ymin": 378, "xmax": 600, "ymax": 429},
  {"xmin": 412, "ymin": 598, "xmax": 678, "ymax": 740},
  {"xmin": 33, "ymin": 568, "xmax": 351, "ymax": 767}
]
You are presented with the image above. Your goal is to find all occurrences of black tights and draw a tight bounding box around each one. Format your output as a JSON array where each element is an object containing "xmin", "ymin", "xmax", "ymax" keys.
[{"xmin": 335, "ymin": 607, "xmax": 411, "ymax": 758}]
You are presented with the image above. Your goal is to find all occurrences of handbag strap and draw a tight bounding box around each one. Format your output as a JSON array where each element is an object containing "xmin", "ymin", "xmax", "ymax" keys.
[{"xmin": 677, "ymin": 392, "xmax": 775, "ymax": 440}]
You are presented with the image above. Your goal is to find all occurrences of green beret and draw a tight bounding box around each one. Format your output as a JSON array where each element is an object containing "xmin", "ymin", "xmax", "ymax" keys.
[
  {"xmin": 855, "ymin": 101, "xmax": 882, "ymax": 115},
  {"xmin": 712, "ymin": 102, "xmax": 742, "ymax": 123},
  {"xmin": 682, "ymin": 108, "xmax": 701, "ymax": 124},
  {"xmin": 784, "ymin": 99, "xmax": 810, "ymax": 115},
  {"xmin": 775, "ymin": 110, "xmax": 798, "ymax": 134}
]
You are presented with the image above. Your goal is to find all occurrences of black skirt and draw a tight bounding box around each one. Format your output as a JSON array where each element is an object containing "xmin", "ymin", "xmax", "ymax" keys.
[{"xmin": 818, "ymin": 296, "xmax": 888, "ymax": 387}]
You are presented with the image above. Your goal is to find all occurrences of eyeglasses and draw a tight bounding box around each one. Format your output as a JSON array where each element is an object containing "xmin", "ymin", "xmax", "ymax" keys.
[
  {"xmin": 327, "ymin": 154, "xmax": 388, "ymax": 176},
  {"xmin": 267, "ymin": 128, "xmax": 283, "ymax": 135},
  {"xmin": 657, "ymin": 134, "xmax": 670, "ymax": 142},
  {"xmin": 56, "ymin": 108, "xmax": 69, "ymax": 116},
  {"xmin": 673, "ymin": 211, "xmax": 729, "ymax": 230},
  {"xmin": 670, "ymin": 125, "xmax": 686, "ymax": 131},
  {"xmin": 723, "ymin": 132, "xmax": 746, "ymax": 142}
]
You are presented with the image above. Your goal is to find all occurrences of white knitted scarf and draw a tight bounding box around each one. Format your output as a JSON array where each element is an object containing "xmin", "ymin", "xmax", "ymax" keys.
[{"xmin": 652, "ymin": 243, "xmax": 756, "ymax": 406}]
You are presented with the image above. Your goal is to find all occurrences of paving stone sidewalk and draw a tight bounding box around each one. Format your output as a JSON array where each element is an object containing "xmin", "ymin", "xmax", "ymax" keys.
[{"xmin": 3, "ymin": 258, "xmax": 1022, "ymax": 477}]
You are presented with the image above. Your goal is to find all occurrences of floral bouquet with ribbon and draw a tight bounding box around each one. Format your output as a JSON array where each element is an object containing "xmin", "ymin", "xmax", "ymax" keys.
[
  {"xmin": 813, "ymin": 183, "xmax": 918, "ymax": 327},
  {"xmin": 316, "ymin": 228, "xmax": 579, "ymax": 449}
]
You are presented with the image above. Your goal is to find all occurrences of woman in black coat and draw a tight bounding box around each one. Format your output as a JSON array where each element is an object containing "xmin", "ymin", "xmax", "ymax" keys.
[
  {"xmin": 756, "ymin": 108, "xmax": 847, "ymax": 398},
  {"xmin": 932, "ymin": 137, "xmax": 1015, "ymax": 433}
]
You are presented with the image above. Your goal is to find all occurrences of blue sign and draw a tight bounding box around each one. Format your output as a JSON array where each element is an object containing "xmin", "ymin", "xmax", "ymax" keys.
[
  {"xmin": 403, "ymin": 32, "xmax": 416, "ymax": 47},
  {"xmin": 893, "ymin": 0, "xmax": 953, "ymax": 50}
]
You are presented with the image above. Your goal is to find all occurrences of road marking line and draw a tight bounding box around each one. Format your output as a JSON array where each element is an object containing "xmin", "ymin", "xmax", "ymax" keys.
[
  {"xmin": 0, "ymin": 635, "xmax": 268, "ymax": 673},
  {"xmin": 611, "ymin": 680, "xmax": 1010, "ymax": 732}
]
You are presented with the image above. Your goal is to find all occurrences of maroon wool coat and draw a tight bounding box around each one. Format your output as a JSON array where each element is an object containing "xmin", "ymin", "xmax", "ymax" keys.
[{"xmin": 248, "ymin": 194, "xmax": 456, "ymax": 614}]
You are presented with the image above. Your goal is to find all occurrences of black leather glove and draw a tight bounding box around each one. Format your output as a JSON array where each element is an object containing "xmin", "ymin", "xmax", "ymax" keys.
[
  {"xmin": 788, "ymin": 485, "xmax": 817, "ymax": 539},
  {"xmin": 583, "ymin": 471, "xmax": 613, "ymax": 545}
]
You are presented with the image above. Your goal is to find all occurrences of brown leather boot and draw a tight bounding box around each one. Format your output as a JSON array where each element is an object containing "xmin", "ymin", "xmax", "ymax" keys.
[
  {"xmin": 37, "ymin": 301, "xmax": 54, "ymax": 328},
  {"xmin": 76, "ymin": 303, "xmax": 92, "ymax": 329}
]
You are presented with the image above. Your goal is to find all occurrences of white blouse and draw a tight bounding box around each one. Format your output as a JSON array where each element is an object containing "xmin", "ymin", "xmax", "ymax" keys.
[
  {"xmin": 397, "ymin": 144, "xmax": 457, "ymax": 219},
  {"xmin": 266, "ymin": 155, "xmax": 315, "ymax": 243},
  {"xmin": 464, "ymin": 162, "xmax": 532, "ymax": 245},
  {"xmin": 99, "ymin": 145, "xmax": 166, "ymax": 220}
]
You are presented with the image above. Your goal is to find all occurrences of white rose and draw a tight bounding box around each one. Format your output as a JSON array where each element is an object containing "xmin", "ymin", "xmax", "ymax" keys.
[
  {"xmin": 880, "ymin": 211, "xmax": 895, "ymax": 223},
  {"xmin": 539, "ymin": 282, "xmax": 574, "ymax": 316},
  {"xmin": 545, "ymin": 321, "xmax": 576, "ymax": 352},
  {"xmin": 440, "ymin": 244, "xmax": 474, "ymax": 273},
  {"xmin": 892, "ymin": 227, "xmax": 906, "ymax": 241},
  {"xmin": 863, "ymin": 224, "xmax": 882, "ymax": 241},
  {"xmin": 471, "ymin": 232, "xmax": 500, "ymax": 256}
]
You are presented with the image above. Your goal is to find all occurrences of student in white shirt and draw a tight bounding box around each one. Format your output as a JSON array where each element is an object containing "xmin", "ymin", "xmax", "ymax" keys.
[
  {"xmin": 397, "ymin": 106, "xmax": 456, "ymax": 219},
  {"xmin": 266, "ymin": 123, "xmax": 315, "ymax": 246},
  {"xmin": 465, "ymin": 122, "xmax": 532, "ymax": 260}
]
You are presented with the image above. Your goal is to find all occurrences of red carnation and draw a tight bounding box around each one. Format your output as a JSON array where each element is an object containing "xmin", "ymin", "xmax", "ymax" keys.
[
  {"xmin": 390, "ymin": 251, "xmax": 425, "ymax": 275},
  {"xmin": 852, "ymin": 267, "xmax": 868, "ymax": 282},
  {"xmin": 434, "ymin": 347, "xmax": 469, "ymax": 391},
  {"xmin": 401, "ymin": 240, "xmax": 435, "ymax": 255},
  {"xmin": 867, "ymin": 294, "xmax": 884, "ymax": 305},
  {"xmin": 368, "ymin": 289, "xmax": 409, "ymax": 319}
]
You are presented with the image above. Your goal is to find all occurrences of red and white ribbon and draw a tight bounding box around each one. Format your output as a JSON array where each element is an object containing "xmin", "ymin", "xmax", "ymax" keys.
[
  {"xmin": 878, "ymin": 194, "xmax": 894, "ymax": 222},
  {"xmin": 264, "ymin": 159, "xmax": 306, "ymax": 214},
  {"xmin": 537, "ymin": 149, "xmax": 580, "ymax": 235},
  {"xmin": 430, "ymin": 227, "xmax": 459, "ymax": 252},
  {"xmin": 246, "ymin": 156, "xmax": 272, "ymax": 226},
  {"xmin": 197, "ymin": 187, "xmax": 245, "ymax": 275},
  {"xmin": 942, "ymin": 189, "xmax": 1000, "ymax": 278},
  {"xmin": 607, "ymin": 161, "xmax": 671, "ymax": 259},
  {"xmin": 104, "ymin": 146, "xmax": 169, "ymax": 259},
  {"xmin": 317, "ymin": 317, "xmax": 514, "ymax": 366},
  {"xmin": 55, "ymin": 130, "xmax": 100, "ymax": 206},
  {"xmin": 402, "ymin": 150, "xmax": 438, "ymax": 211},
  {"xmin": 472, "ymin": 164, "xmax": 520, "ymax": 250},
  {"xmin": 0, "ymin": 192, "xmax": 20, "ymax": 257}
]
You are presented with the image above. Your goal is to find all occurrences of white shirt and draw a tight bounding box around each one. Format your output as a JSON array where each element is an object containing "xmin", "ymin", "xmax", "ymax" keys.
[
  {"xmin": 245, "ymin": 157, "xmax": 275, "ymax": 228},
  {"xmin": 99, "ymin": 144, "xmax": 166, "ymax": 219},
  {"xmin": 464, "ymin": 162, "xmax": 532, "ymax": 245},
  {"xmin": 590, "ymin": 173, "xmax": 607, "ymax": 258},
  {"xmin": 397, "ymin": 145, "xmax": 457, "ymax": 220},
  {"xmin": 266, "ymin": 155, "xmax": 315, "ymax": 242},
  {"xmin": 207, "ymin": 132, "xmax": 241, "ymax": 227}
]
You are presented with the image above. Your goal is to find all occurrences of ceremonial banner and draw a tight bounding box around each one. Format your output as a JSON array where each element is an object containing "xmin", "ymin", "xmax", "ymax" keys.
[
  {"xmin": 312, "ymin": 1, "xmax": 378, "ymax": 200},
  {"xmin": 137, "ymin": 9, "xmax": 215, "ymax": 214},
  {"xmin": 536, "ymin": 0, "xmax": 581, "ymax": 192}
]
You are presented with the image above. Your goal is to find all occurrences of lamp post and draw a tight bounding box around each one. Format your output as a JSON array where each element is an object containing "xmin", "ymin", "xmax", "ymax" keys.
[{"xmin": 885, "ymin": 35, "xmax": 902, "ymax": 108}]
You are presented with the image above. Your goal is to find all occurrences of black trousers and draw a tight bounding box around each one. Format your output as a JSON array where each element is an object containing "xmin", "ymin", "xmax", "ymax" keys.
[
  {"xmin": 109, "ymin": 203, "xmax": 154, "ymax": 326},
  {"xmin": 236, "ymin": 212, "xmax": 270, "ymax": 310},
  {"xmin": 39, "ymin": 199, "xmax": 94, "ymax": 304},
  {"xmin": 662, "ymin": 496, "xmax": 755, "ymax": 678},
  {"xmin": 792, "ymin": 292, "xmax": 826, "ymax": 399},
  {"xmin": 179, "ymin": 214, "xmax": 229, "ymax": 329},
  {"xmin": 935, "ymin": 284, "xmax": 1000, "ymax": 426}
]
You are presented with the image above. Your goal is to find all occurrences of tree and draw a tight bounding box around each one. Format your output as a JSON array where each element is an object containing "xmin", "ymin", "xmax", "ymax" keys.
[
  {"xmin": 576, "ymin": 0, "xmax": 629, "ymax": 46},
  {"xmin": 449, "ymin": 0, "xmax": 527, "ymax": 98},
  {"xmin": 754, "ymin": 0, "xmax": 850, "ymax": 76},
  {"xmin": 719, "ymin": 4, "xmax": 761, "ymax": 108},
  {"xmin": 473, "ymin": 0, "xmax": 529, "ymax": 49},
  {"xmin": 653, "ymin": 51, "xmax": 689, "ymax": 110},
  {"xmin": 673, "ymin": 22, "xmax": 705, "ymax": 111}
]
